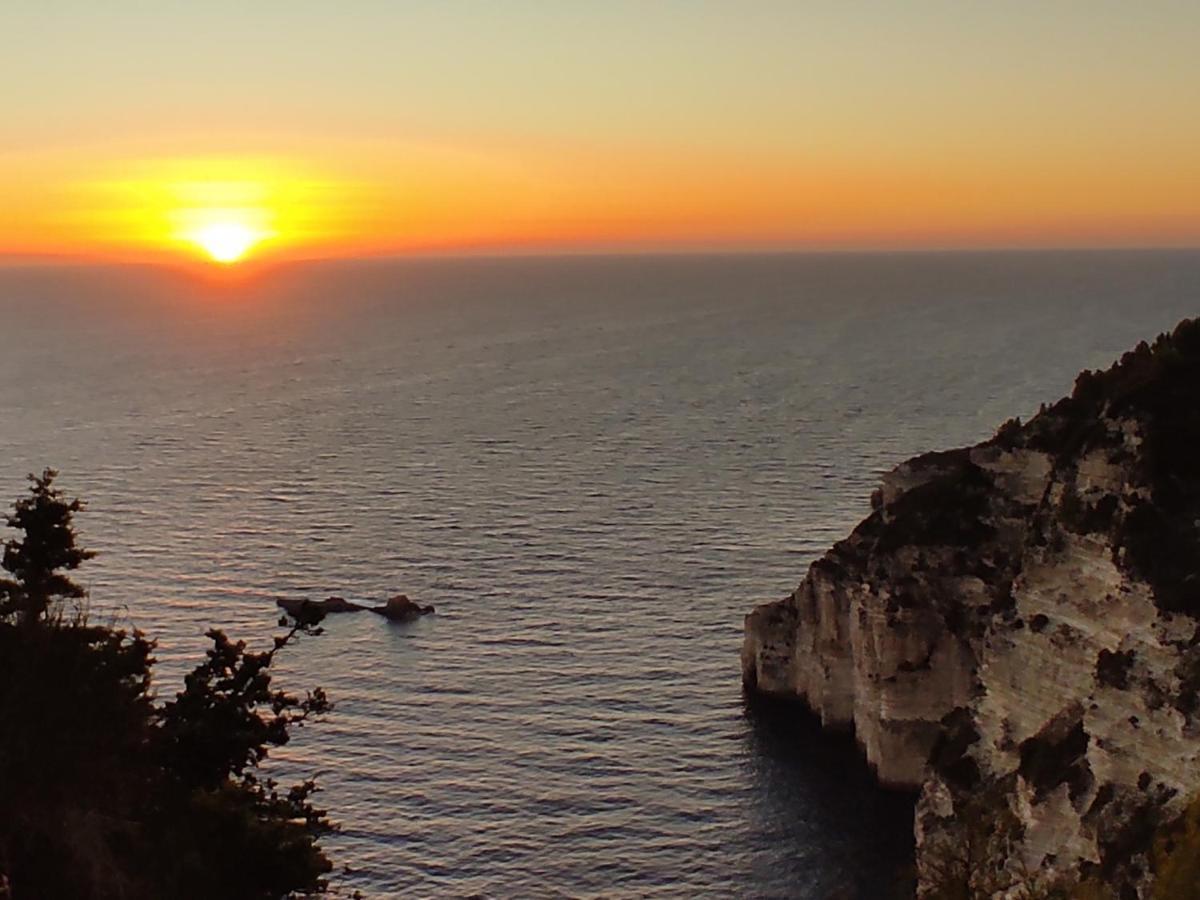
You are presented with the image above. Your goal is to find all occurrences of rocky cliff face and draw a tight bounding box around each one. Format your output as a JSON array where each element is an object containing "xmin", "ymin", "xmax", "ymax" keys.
[{"xmin": 742, "ymin": 319, "xmax": 1200, "ymax": 897}]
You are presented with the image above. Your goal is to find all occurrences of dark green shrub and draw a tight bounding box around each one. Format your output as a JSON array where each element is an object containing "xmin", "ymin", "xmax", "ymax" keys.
[{"xmin": 0, "ymin": 472, "xmax": 334, "ymax": 899}]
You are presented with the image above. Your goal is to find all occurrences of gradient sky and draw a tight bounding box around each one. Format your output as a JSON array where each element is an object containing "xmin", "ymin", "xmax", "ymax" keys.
[{"xmin": 3, "ymin": 1, "xmax": 1200, "ymax": 262}]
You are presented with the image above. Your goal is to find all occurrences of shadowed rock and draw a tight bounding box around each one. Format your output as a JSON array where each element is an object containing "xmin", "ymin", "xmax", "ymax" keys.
[
  {"xmin": 276, "ymin": 594, "xmax": 435, "ymax": 622},
  {"xmin": 277, "ymin": 596, "xmax": 367, "ymax": 617},
  {"xmin": 370, "ymin": 594, "xmax": 435, "ymax": 621}
]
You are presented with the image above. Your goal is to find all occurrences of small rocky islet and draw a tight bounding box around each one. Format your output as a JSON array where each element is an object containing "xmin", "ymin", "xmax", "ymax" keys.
[
  {"xmin": 277, "ymin": 593, "xmax": 435, "ymax": 623},
  {"xmin": 743, "ymin": 317, "xmax": 1200, "ymax": 897}
]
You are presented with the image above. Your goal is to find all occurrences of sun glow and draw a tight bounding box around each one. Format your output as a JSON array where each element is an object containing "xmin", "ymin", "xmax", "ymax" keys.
[
  {"xmin": 188, "ymin": 220, "xmax": 261, "ymax": 264},
  {"xmin": 40, "ymin": 156, "xmax": 363, "ymax": 265},
  {"xmin": 167, "ymin": 180, "xmax": 276, "ymax": 265}
]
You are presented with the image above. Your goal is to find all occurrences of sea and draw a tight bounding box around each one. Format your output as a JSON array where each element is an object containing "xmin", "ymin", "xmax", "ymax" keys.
[{"xmin": 1, "ymin": 250, "xmax": 1197, "ymax": 898}]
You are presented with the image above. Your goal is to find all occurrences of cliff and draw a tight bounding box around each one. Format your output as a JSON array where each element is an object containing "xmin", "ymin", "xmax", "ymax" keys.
[{"xmin": 742, "ymin": 318, "xmax": 1200, "ymax": 897}]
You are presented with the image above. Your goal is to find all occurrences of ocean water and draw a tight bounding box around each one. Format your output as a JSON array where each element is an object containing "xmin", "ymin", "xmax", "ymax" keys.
[{"xmin": 1, "ymin": 251, "xmax": 1197, "ymax": 898}]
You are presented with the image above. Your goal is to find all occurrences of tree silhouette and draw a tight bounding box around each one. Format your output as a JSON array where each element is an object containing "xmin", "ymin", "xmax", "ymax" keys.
[
  {"xmin": 0, "ymin": 469, "xmax": 94, "ymax": 625},
  {"xmin": 0, "ymin": 472, "xmax": 336, "ymax": 898}
]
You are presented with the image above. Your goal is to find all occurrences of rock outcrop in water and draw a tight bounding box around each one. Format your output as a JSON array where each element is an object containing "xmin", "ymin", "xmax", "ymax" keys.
[
  {"xmin": 278, "ymin": 594, "xmax": 435, "ymax": 622},
  {"xmin": 742, "ymin": 318, "xmax": 1200, "ymax": 896}
]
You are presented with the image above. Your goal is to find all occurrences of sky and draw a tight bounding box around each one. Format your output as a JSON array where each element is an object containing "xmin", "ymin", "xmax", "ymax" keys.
[{"xmin": 2, "ymin": 1, "xmax": 1200, "ymax": 264}]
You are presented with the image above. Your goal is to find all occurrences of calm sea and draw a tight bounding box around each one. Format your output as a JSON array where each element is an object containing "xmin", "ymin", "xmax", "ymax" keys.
[{"xmin": 1, "ymin": 251, "xmax": 1197, "ymax": 898}]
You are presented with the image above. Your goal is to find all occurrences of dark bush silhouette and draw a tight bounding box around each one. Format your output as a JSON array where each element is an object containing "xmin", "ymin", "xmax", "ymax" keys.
[
  {"xmin": 0, "ymin": 471, "xmax": 334, "ymax": 899},
  {"xmin": 0, "ymin": 469, "xmax": 94, "ymax": 625}
]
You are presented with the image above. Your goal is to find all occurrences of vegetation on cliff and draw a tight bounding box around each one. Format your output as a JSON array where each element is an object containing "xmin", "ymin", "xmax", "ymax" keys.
[
  {"xmin": 848, "ymin": 318, "xmax": 1200, "ymax": 615},
  {"xmin": 997, "ymin": 317, "xmax": 1200, "ymax": 616},
  {"xmin": 743, "ymin": 317, "xmax": 1200, "ymax": 899},
  {"xmin": 0, "ymin": 471, "xmax": 333, "ymax": 899},
  {"xmin": 916, "ymin": 320, "xmax": 1200, "ymax": 899}
]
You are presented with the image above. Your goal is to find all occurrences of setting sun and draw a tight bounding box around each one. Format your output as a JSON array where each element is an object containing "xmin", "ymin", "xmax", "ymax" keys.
[
  {"xmin": 189, "ymin": 220, "xmax": 260, "ymax": 264},
  {"xmin": 21, "ymin": 156, "xmax": 347, "ymax": 265}
]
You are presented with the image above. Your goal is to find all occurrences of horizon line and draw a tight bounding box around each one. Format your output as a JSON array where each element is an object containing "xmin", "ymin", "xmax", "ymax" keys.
[{"xmin": 3, "ymin": 241, "xmax": 1200, "ymax": 273}]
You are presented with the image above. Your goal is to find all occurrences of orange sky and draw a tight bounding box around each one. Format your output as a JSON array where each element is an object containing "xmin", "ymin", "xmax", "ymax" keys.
[{"xmin": 3, "ymin": 4, "xmax": 1199, "ymax": 265}]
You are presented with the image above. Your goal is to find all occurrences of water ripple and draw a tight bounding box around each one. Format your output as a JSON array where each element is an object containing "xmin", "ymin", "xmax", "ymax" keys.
[{"xmin": 2, "ymin": 252, "xmax": 1198, "ymax": 896}]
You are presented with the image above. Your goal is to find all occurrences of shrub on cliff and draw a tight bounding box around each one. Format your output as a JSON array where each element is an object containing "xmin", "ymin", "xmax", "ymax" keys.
[
  {"xmin": 1150, "ymin": 793, "xmax": 1200, "ymax": 900},
  {"xmin": 996, "ymin": 318, "xmax": 1200, "ymax": 616},
  {"xmin": 0, "ymin": 471, "xmax": 333, "ymax": 899}
]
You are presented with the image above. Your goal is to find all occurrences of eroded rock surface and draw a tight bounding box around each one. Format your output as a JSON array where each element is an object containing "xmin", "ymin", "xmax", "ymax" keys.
[{"xmin": 742, "ymin": 319, "xmax": 1200, "ymax": 896}]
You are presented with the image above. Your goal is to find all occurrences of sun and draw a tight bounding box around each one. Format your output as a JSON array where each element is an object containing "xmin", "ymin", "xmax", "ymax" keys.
[
  {"xmin": 78, "ymin": 158, "xmax": 340, "ymax": 265},
  {"xmin": 190, "ymin": 221, "xmax": 260, "ymax": 264}
]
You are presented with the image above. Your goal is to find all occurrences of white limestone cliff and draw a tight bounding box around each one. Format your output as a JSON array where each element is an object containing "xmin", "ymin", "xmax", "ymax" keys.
[{"xmin": 742, "ymin": 319, "xmax": 1200, "ymax": 897}]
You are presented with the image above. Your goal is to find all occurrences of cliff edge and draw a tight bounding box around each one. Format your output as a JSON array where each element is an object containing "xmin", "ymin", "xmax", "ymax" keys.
[{"xmin": 742, "ymin": 318, "xmax": 1200, "ymax": 897}]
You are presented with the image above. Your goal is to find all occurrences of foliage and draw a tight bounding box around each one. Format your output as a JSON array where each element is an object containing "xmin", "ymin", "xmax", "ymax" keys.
[
  {"xmin": 1066, "ymin": 880, "xmax": 1117, "ymax": 900},
  {"xmin": 868, "ymin": 452, "xmax": 997, "ymax": 553},
  {"xmin": 918, "ymin": 787, "xmax": 1116, "ymax": 900},
  {"xmin": 0, "ymin": 471, "xmax": 333, "ymax": 899},
  {"xmin": 0, "ymin": 621, "xmax": 156, "ymax": 898},
  {"xmin": 159, "ymin": 625, "xmax": 330, "ymax": 789},
  {"xmin": 993, "ymin": 416, "xmax": 1023, "ymax": 448},
  {"xmin": 920, "ymin": 786, "xmax": 1029, "ymax": 899},
  {"xmin": 1009, "ymin": 318, "xmax": 1200, "ymax": 615},
  {"xmin": 0, "ymin": 468, "xmax": 94, "ymax": 624},
  {"xmin": 1151, "ymin": 794, "xmax": 1200, "ymax": 899}
]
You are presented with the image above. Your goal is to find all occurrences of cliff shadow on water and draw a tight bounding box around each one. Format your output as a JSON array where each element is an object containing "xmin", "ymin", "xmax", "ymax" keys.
[{"xmin": 741, "ymin": 691, "xmax": 917, "ymax": 899}]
